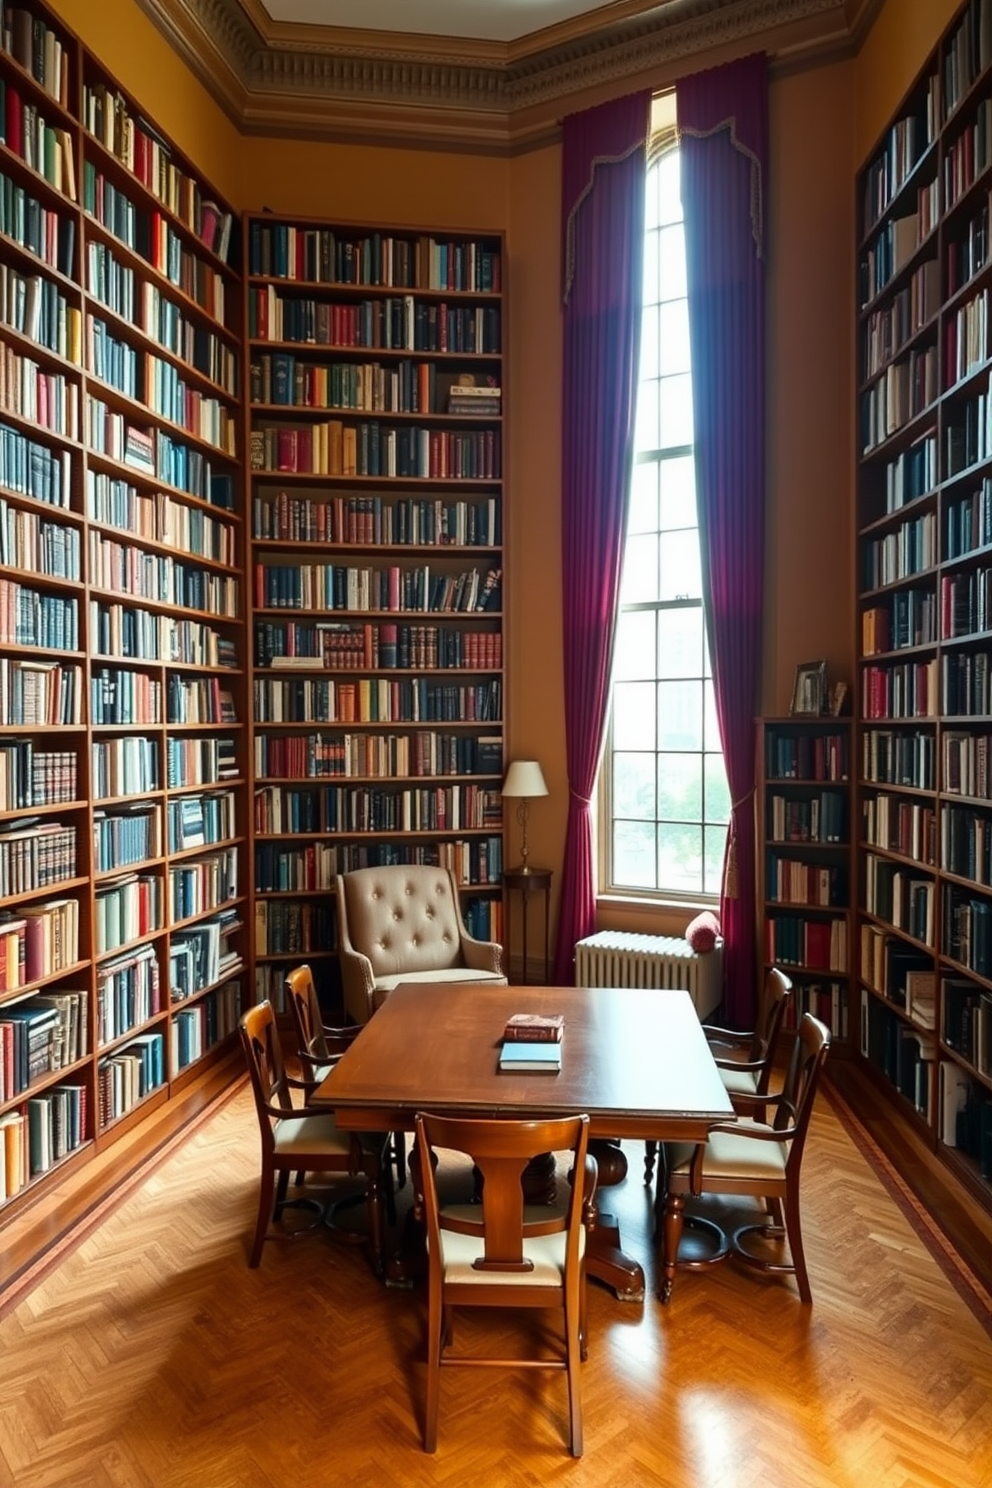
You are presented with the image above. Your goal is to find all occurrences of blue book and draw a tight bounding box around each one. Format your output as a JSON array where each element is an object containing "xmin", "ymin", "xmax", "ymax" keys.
[{"xmin": 498, "ymin": 1040, "xmax": 561, "ymax": 1073}]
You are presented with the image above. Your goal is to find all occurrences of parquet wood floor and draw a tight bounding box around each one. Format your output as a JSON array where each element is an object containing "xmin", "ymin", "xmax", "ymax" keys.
[{"xmin": 1, "ymin": 1082, "xmax": 991, "ymax": 1488}]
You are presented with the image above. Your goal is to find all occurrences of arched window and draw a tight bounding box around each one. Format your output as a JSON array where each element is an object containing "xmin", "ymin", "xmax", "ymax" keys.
[{"xmin": 602, "ymin": 118, "xmax": 730, "ymax": 900}]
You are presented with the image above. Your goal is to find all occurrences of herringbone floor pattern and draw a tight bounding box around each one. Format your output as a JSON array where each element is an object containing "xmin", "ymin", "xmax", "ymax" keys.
[{"xmin": 1, "ymin": 1083, "xmax": 991, "ymax": 1488}]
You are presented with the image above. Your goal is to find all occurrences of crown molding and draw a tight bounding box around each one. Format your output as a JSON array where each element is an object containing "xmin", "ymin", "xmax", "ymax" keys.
[{"xmin": 136, "ymin": 0, "xmax": 862, "ymax": 151}]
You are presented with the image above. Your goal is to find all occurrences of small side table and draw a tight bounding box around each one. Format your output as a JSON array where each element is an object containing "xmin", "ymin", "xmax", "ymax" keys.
[{"xmin": 503, "ymin": 867, "xmax": 552, "ymax": 985}]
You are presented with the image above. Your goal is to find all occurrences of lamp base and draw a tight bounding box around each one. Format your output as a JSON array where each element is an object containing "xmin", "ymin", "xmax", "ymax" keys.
[{"xmin": 509, "ymin": 862, "xmax": 535, "ymax": 875}]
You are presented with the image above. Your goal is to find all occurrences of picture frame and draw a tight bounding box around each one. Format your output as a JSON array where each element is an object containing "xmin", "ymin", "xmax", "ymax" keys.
[{"xmin": 790, "ymin": 659, "xmax": 828, "ymax": 716}]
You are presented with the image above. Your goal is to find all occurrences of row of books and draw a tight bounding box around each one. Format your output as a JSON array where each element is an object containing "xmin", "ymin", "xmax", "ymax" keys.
[
  {"xmin": 865, "ymin": 853, "xmax": 935, "ymax": 944},
  {"xmin": 96, "ymin": 942, "xmax": 161, "ymax": 1048},
  {"xmin": 252, "ymin": 676, "xmax": 502, "ymax": 725},
  {"xmin": 169, "ymin": 913, "xmax": 241, "ymax": 1002},
  {"xmin": 97, "ymin": 1031, "xmax": 165, "ymax": 1125},
  {"xmin": 250, "ymin": 420, "xmax": 501, "ymax": 481},
  {"xmin": 0, "ymin": 80, "xmax": 76, "ymax": 199},
  {"xmin": 0, "ymin": 580, "xmax": 78, "ymax": 651},
  {"xmin": 253, "ymin": 898, "xmax": 335, "ymax": 956},
  {"xmin": 0, "ymin": 341, "xmax": 79, "ymax": 438},
  {"xmin": 0, "ymin": 417, "xmax": 71, "ymax": 508},
  {"xmin": 254, "ymin": 782, "xmax": 502, "ymax": 837},
  {"xmin": 247, "ymin": 222, "xmax": 501, "ymax": 293},
  {"xmin": 95, "ymin": 871, "xmax": 162, "ymax": 955},
  {"xmin": 0, "ymin": 817, "xmax": 77, "ymax": 897},
  {"xmin": 0, "ymin": 739, "xmax": 77, "ymax": 810},
  {"xmin": 0, "ymin": 496, "xmax": 81, "ymax": 582},
  {"xmin": 89, "ymin": 532, "xmax": 239, "ymax": 616},
  {"xmin": 88, "ymin": 474, "xmax": 237, "ymax": 566},
  {"xmin": 252, "ymin": 491, "xmax": 500, "ymax": 549},
  {"xmin": 168, "ymin": 847, "xmax": 238, "ymax": 923},
  {"xmin": 0, "ymin": 262, "xmax": 81, "ymax": 364},
  {"xmin": 166, "ymin": 736, "xmax": 238, "ymax": 789},
  {"xmin": 943, "ymin": 729, "xmax": 992, "ymax": 798},
  {"xmin": 166, "ymin": 790, "xmax": 236, "ymax": 854},
  {"xmin": 92, "ymin": 735, "xmax": 159, "ymax": 799},
  {"xmin": 861, "ymin": 591, "xmax": 937, "ymax": 655},
  {"xmin": 93, "ymin": 804, "xmax": 161, "ymax": 872},
  {"xmin": 766, "ymin": 729, "xmax": 848, "ymax": 782},
  {"xmin": 942, "ymin": 886, "xmax": 992, "ymax": 977},
  {"xmin": 860, "ymin": 992, "xmax": 933, "ymax": 1120},
  {"xmin": 0, "ymin": 895, "xmax": 79, "ymax": 989},
  {"xmin": 0, "ymin": 1083, "xmax": 86, "ymax": 1201},
  {"xmin": 943, "ymin": 976, "xmax": 992, "ymax": 1075},
  {"xmin": 862, "ymin": 727, "xmax": 935, "ymax": 789},
  {"xmin": 248, "ymin": 287, "xmax": 500, "ymax": 356},
  {"xmin": 0, "ymin": 164, "xmax": 75, "ymax": 279},
  {"xmin": 254, "ymin": 561, "xmax": 501, "ymax": 616},
  {"xmin": 767, "ymin": 790, "xmax": 846, "ymax": 844},
  {"xmin": 765, "ymin": 912, "xmax": 848, "ymax": 972},
  {"xmin": 171, "ymin": 981, "xmax": 242, "ymax": 1072},
  {"xmin": 256, "ymin": 620, "xmax": 502, "ymax": 672},
  {"xmin": 765, "ymin": 854, "xmax": 847, "ymax": 908},
  {"xmin": 0, "ymin": 988, "xmax": 86, "ymax": 1100},
  {"xmin": 941, "ymin": 801, "xmax": 992, "ymax": 882},
  {"xmin": 89, "ymin": 605, "xmax": 237, "ymax": 670},
  {"xmin": 861, "ymin": 509, "xmax": 937, "ymax": 592},
  {"xmin": 252, "ymin": 730, "xmax": 501, "ymax": 782},
  {"xmin": 859, "ymin": 924, "xmax": 932, "ymax": 1009},
  {"xmin": 863, "ymin": 793, "xmax": 936, "ymax": 863},
  {"xmin": 82, "ymin": 81, "xmax": 235, "ymax": 265}
]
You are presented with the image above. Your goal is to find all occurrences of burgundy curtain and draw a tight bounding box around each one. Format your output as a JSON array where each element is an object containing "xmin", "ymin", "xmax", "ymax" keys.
[
  {"xmin": 678, "ymin": 54, "xmax": 768, "ymax": 1026},
  {"xmin": 552, "ymin": 92, "xmax": 650, "ymax": 984}
]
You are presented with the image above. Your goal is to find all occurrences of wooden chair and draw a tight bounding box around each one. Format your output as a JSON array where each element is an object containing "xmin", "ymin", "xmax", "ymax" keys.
[
  {"xmin": 644, "ymin": 967, "xmax": 794, "ymax": 1185},
  {"xmin": 239, "ymin": 999, "xmax": 387, "ymax": 1274},
  {"xmin": 285, "ymin": 963, "xmax": 405, "ymax": 1196},
  {"xmin": 414, "ymin": 1111, "xmax": 597, "ymax": 1458},
  {"xmin": 658, "ymin": 1012, "xmax": 831, "ymax": 1305}
]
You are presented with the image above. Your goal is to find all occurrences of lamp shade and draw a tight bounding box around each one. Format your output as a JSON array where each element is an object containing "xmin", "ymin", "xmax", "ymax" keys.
[{"xmin": 502, "ymin": 760, "xmax": 548, "ymax": 799}]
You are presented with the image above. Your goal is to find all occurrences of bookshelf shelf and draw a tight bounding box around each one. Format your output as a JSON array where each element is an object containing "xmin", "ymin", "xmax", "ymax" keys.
[{"xmin": 855, "ymin": 0, "xmax": 992, "ymax": 1209}]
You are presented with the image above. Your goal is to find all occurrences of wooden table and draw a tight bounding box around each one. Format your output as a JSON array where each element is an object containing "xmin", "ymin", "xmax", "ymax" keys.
[{"xmin": 311, "ymin": 981, "xmax": 734, "ymax": 1302}]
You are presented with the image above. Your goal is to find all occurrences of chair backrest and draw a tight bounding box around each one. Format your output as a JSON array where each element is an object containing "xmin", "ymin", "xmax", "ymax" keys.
[
  {"xmin": 750, "ymin": 966, "xmax": 794, "ymax": 1086},
  {"xmin": 337, "ymin": 865, "xmax": 469, "ymax": 980},
  {"xmin": 415, "ymin": 1112, "xmax": 590, "ymax": 1274},
  {"xmin": 285, "ymin": 964, "xmax": 330, "ymax": 1072},
  {"xmin": 239, "ymin": 1000, "xmax": 293, "ymax": 1146},
  {"xmin": 774, "ymin": 1011, "xmax": 831, "ymax": 1163}
]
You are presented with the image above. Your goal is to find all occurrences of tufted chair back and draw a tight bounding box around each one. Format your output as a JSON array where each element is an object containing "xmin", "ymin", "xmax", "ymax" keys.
[{"xmin": 336, "ymin": 865, "xmax": 506, "ymax": 1025}]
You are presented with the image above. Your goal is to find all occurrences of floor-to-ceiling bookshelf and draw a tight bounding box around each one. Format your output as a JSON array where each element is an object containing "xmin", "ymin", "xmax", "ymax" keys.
[
  {"xmin": 244, "ymin": 214, "xmax": 505, "ymax": 1010},
  {"xmin": 0, "ymin": 0, "xmax": 246, "ymax": 1231},
  {"xmin": 853, "ymin": 0, "xmax": 992, "ymax": 1214}
]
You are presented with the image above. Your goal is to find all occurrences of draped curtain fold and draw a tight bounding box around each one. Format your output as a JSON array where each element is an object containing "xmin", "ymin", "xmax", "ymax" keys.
[
  {"xmin": 678, "ymin": 54, "xmax": 769, "ymax": 1025},
  {"xmin": 552, "ymin": 92, "xmax": 650, "ymax": 984}
]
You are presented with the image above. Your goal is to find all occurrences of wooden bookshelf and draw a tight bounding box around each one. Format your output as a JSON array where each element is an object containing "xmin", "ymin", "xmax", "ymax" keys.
[
  {"xmin": 855, "ymin": 0, "xmax": 992, "ymax": 1216},
  {"xmin": 244, "ymin": 213, "xmax": 506, "ymax": 1010},
  {"xmin": 0, "ymin": 0, "xmax": 246, "ymax": 1227},
  {"xmin": 758, "ymin": 717, "xmax": 853, "ymax": 1040}
]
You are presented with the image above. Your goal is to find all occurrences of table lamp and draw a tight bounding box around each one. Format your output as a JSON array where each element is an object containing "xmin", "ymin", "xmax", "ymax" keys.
[{"xmin": 502, "ymin": 759, "xmax": 548, "ymax": 874}]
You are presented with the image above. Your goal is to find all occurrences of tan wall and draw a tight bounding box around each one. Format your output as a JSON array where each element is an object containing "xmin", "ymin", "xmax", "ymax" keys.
[{"xmin": 48, "ymin": 0, "xmax": 946, "ymax": 947}]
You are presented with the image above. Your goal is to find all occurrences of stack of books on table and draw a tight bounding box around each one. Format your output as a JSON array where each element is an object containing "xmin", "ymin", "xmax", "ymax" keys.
[{"xmin": 498, "ymin": 1012, "xmax": 563, "ymax": 1072}]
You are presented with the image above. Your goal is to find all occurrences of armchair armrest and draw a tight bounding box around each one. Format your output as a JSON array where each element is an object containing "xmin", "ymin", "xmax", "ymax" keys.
[
  {"xmin": 703, "ymin": 1023, "xmax": 752, "ymax": 1050},
  {"xmin": 338, "ymin": 946, "xmax": 376, "ymax": 1025},
  {"xmin": 461, "ymin": 935, "xmax": 504, "ymax": 976}
]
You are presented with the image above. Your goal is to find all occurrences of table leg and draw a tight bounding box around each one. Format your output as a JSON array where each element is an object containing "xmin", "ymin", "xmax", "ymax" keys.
[
  {"xmin": 660, "ymin": 1191, "xmax": 685, "ymax": 1303},
  {"xmin": 586, "ymin": 1212, "xmax": 646, "ymax": 1302}
]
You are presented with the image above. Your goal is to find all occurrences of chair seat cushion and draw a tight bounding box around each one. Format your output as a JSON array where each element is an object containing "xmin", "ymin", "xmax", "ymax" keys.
[
  {"xmin": 719, "ymin": 1066, "xmax": 759, "ymax": 1097},
  {"xmin": 273, "ymin": 1112, "xmax": 352, "ymax": 1158},
  {"xmin": 436, "ymin": 1203, "xmax": 584, "ymax": 1285},
  {"xmin": 667, "ymin": 1122, "xmax": 789, "ymax": 1184},
  {"xmin": 372, "ymin": 968, "xmax": 507, "ymax": 1007}
]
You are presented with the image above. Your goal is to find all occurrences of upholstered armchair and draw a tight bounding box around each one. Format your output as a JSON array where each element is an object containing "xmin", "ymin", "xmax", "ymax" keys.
[{"xmin": 336, "ymin": 865, "xmax": 507, "ymax": 1026}]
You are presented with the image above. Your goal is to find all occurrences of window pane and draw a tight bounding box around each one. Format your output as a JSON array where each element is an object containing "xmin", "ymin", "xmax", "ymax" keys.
[
  {"xmin": 613, "ymin": 751, "xmax": 656, "ymax": 819},
  {"xmin": 629, "ymin": 460, "xmax": 659, "ymax": 535},
  {"xmin": 658, "ymin": 299, "xmax": 690, "ymax": 377},
  {"xmin": 614, "ymin": 819, "xmax": 656, "ymax": 889},
  {"xmin": 657, "ymin": 752, "xmax": 702, "ymax": 821},
  {"xmin": 658, "ymin": 224, "xmax": 686, "ymax": 296},
  {"xmin": 658, "ymin": 822, "xmax": 701, "ymax": 893},
  {"xmin": 659, "ymin": 454, "xmax": 697, "ymax": 530},
  {"xmin": 658, "ymin": 679, "xmax": 702, "ymax": 750},
  {"xmin": 659, "ymin": 528, "xmax": 701, "ymax": 601},
  {"xmin": 659, "ymin": 371, "xmax": 694, "ymax": 446},
  {"xmin": 640, "ymin": 299, "xmax": 659, "ymax": 379},
  {"xmin": 704, "ymin": 753, "xmax": 731, "ymax": 823},
  {"xmin": 634, "ymin": 376, "xmax": 659, "ymax": 452},
  {"xmin": 656, "ymin": 151, "xmax": 682, "ymax": 225},
  {"xmin": 614, "ymin": 681, "xmax": 656, "ymax": 749},
  {"xmin": 657, "ymin": 606, "xmax": 702, "ymax": 679},
  {"xmin": 621, "ymin": 530, "xmax": 660, "ymax": 604},
  {"xmin": 704, "ymin": 825, "xmax": 727, "ymax": 896},
  {"xmin": 704, "ymin": 681, "xmax": 722, "ymax": 749},
  {"xmin": 613, "ymin": 609, "xmax": 657, "ymax": 679}
]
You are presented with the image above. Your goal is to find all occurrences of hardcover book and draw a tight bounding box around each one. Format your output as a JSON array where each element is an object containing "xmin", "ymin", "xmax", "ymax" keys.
[
  {"xmin": 502, "ymin": 1012, "xmax": 564, "ymax": 1043},
  {"xmin": 498, "ymin": 1039, "xmax": 562, "ymax": 1073}
]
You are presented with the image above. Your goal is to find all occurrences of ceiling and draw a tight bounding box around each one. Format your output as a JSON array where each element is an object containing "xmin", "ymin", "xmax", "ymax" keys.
[
  {"xmin": 139, "ymin": 0, "xmax": 872, "ymax": 150},
  {"xmin": 258, "ymin": 0, "xmax": 629, "ymax": 45}
]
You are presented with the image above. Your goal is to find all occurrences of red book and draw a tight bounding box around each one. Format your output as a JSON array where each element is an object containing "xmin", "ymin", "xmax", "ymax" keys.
[{"xmin": 503, "ymin": 1013, "xmax": 564, "ymax": 1044}]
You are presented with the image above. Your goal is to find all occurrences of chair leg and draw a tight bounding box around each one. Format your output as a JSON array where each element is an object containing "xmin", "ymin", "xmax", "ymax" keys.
[
  {"xmin": 366, "ymin": 1168, "xmax": 385, "ymax": 1279},
  {"xmin": 644, "ymin": 1139, "xmax": 658, "ymax": 1185},
  {"xmin": 784, "ymin": 1185, "xmax": 812, "ymax": 1305},
  {"xmin": 579, "ymin": 1261, "xmax": 589, "ymax": 1363},
  {"xmin": 423, "ymin": 1282, "xmax": 443, "ymax": 1452},
  {"xmin": 391, "ymin": 1130, "xmax": 406, "ymax": 1189},
  {"xmin": 250, "ymin": 1164, "xmax": 275, "ymax": 1268},
  {"xmin": 564, "ymin": 1288, "xmax": 584, "ymax": 1458}
]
